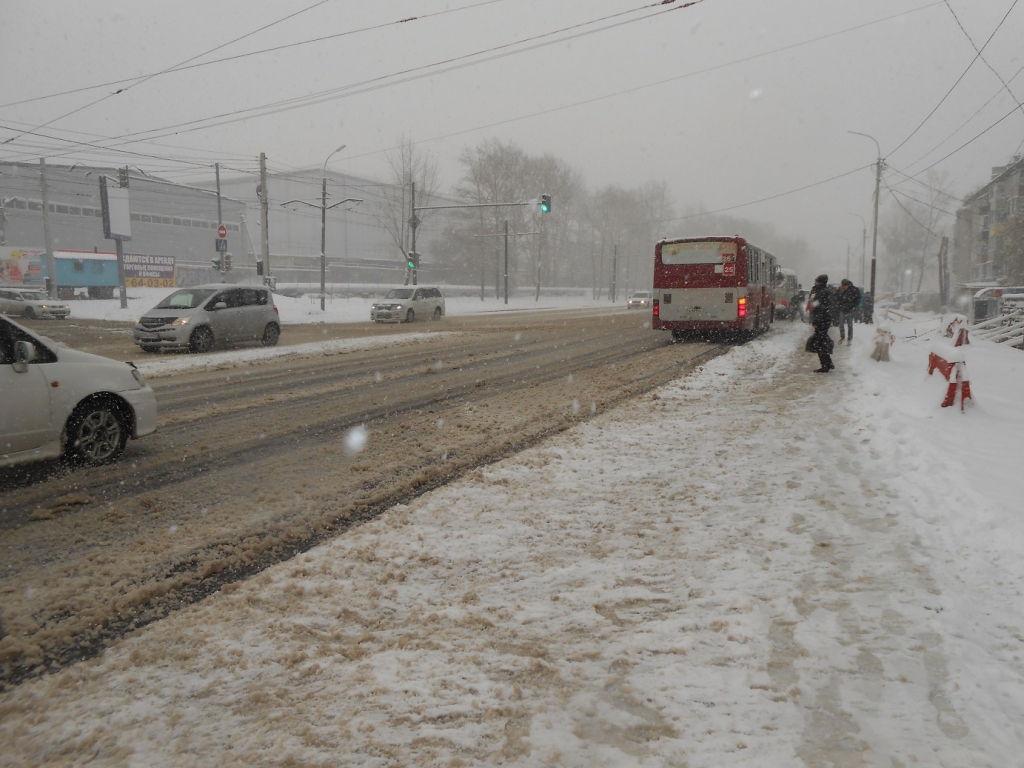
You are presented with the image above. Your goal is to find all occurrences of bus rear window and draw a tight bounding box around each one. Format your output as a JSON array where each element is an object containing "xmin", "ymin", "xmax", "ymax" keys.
[{"xmin": 661, "ymin": 241, "xmax": 735, "ymax": 265}]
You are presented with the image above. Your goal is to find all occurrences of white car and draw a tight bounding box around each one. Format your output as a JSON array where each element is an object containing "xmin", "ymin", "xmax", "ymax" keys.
[
  {"xmin": 0, "ymin": 286, "xmax": 71, "ymax": 320},
  {"xmin": 371, "ymin": 286, "xmax": 446, "ymax": 323},
  {"xmin": 1, "ymin": 315, "xmax": 157, "ymax": 467},
  {"xmin": 627, "ymin": 291, "xmax": 653, "ymax": 309}
]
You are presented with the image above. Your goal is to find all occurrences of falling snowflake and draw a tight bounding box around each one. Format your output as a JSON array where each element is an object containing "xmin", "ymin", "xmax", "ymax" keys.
[{"xmin": 345, "ymin": 425, "xmax": 368, "ymax": 454}]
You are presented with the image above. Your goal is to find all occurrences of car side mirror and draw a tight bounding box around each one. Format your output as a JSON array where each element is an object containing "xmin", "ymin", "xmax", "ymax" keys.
[
  {"xmin": 13, "ymin": 340, "xmax": 36, "ymax": 373},
  {"xmin": 214, "ymin": 301, "xmax": 227, "ymax": 310}
]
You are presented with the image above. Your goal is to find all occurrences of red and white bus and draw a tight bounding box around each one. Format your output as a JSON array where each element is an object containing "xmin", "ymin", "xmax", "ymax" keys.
[{"xmin": 651, "ymin": 236, "xmax": 777, "ymax": 338}]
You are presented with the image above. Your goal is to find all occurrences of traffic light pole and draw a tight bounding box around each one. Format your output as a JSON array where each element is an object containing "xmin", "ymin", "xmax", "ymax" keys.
[{"xmin": 414, "ymin": 194, "xmax": 551, "ymax": 297}]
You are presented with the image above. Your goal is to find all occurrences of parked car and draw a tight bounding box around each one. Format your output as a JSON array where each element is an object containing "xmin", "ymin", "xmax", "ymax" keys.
[
  {"xmin": 627, "ymin": 291, "xmax": 653, "ymax": 309},
  {"xmin": 133, "ymin": 284, "xmax": 280, "ymax": 353},
  {"xmin": 371, "ymin": 286, "xmax": 445, "ymax": 323},
  {"xmin": 0, "ymin": 286, "xmax": 71, "ymax": 319},
  {"xmin": 1, "ymin": 315, "xmax": 156, "ymax": 467}
]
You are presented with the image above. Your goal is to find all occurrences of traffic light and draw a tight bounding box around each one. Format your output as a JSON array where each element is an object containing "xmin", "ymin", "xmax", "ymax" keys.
[
  {"xmin": 539, "ymin": 193, "xmax": 551, "ymax": 214},
  {"xmin": 407, "ymin": 251, "xmax": 419, "ymax": 270},
  {"xmin": 212, "ymin": 256, "xmax": 222, "ymax": 271},
  {"xmin": 224, "ymin": 253, "xmax": 232, "ymax": 271},
  {"xmin": 256, "ymin": 258, "xmax": 264, "ymax": 276}
]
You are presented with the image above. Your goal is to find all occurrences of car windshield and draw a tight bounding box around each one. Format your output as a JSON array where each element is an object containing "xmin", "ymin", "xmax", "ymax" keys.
[
  {"xmin": 384, "ymin": 289, "xmax": 413, "ymax": 300},
  {"xmin": 632, "ymin": 292, "xmax": 651, "ymax": 298},
  {"xmin": 19, "ymin": 291, "xmax": 48, "ymax": 300},
  {"xmin": 154, "ymin": 289, "xmax": 217, "ymax": 309}
]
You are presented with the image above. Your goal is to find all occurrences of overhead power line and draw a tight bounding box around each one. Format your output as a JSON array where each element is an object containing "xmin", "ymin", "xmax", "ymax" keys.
[
  {"xmin": 888, "ymin": 0, "xmax": 1020, "ymax": 159},
  {"xmin": 654, "ymin": 164, "xmax": 874, "ymax": 226},
  {"xmin": 0, "ymin": 0, "xmax": 507, "ymax": 111},
  {"xmin": 36, "ymin": 0, "xmax": 706, "ymax": 155},
  {"xmin": 0, "ymin": 0, "xmax": 339, "ymax": 146}
]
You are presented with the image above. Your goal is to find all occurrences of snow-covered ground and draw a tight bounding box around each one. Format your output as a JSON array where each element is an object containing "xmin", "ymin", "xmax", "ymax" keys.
[
  {"xmin": 2, "ymin": 316, "xmax": 1023, "ymax": 767},
  {"xmin": 58, "ymin": 286, "xmax": 615, "ymax": 326}
]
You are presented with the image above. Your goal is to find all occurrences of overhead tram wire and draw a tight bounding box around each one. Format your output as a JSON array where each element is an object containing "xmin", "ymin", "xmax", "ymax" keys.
[
  {"xmin": 0, "ymin": 0, "xmax": 341, "ymax": 147},
  {"xmin": 645, "ymin": 164, "xmax": 875, "ymax": 227},
  {"xmin": 887, "ymin": 0, "xmax": 1020, "ymax": 160},
  {"xmin": 904, "ymin": 98, "xmax": 1023, "ymax": 179},
  {"xmin": 942, "ymin": 0, "xmax": 1024, "ymax": 123},
  {"xmin": 899, "ymin": 60, "xmax": 1024, "ymax": 173},
  {"xmin": 0, "ymin": 0, "xmax": 509, "ymax": 112},
  {"xmin": 56, "ymin": 0, "xmax": 936, "ymax": 166},
  {"xmin": 42, "ymin": 0, "xmax": 708, "ymax": 156},
  {"xmin": 3, "ymin": 1, "xmax": 943, "ymax": 182}
]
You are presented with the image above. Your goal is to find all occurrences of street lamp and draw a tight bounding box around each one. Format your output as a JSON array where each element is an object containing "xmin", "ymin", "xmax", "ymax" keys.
[
  {"xmin": 848, "ymin": 131, "xmax": 884, "ymax": 303},
  {"xmin": 847, "ymin": 212, "xmax": 867, "ymax": 287},
  {"xmin": 283, "ymin": 145, "xmax": 363, "ymax": 311}
]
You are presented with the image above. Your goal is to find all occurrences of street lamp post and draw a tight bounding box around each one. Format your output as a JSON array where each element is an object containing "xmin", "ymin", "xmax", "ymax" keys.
[
  {"xmin": 848, "ymin": 131, "xmax": 884, "ymax": 302},
  {"xmin": 847, "ymin": 212, "xmax": 867, "ymax": 288},
  {"xmin": 283, "ymin": 145, "xmax": 363, "ymax": 311},
  {"xmin": 321, "ymin": 144, "xmax": 346, "ymax": 312}
]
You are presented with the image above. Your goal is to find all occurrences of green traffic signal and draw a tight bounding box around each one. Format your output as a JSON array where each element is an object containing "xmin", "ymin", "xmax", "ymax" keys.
[{"xmin": 540, "ymin": 193, "xmax": 551, "ymax": 214}]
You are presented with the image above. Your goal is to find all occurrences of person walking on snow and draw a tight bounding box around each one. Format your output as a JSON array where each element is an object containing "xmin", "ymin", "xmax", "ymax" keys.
[
  {"xmin": 836, "ymin": 279, "xmax": 861, "ymax": 344},
  {"xmin": 807, "ymin": 274, "xmax": 835, "ymax": 372}
]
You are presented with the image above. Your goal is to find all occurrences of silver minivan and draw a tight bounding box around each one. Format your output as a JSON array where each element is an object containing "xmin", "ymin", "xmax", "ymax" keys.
[
  {"xmin": 133, "ymin": 284, "xmax": 280, "ymax": 353},
  {"xmin": 370, "ymin": 286, "xmax": 445, "ymax": 323}
]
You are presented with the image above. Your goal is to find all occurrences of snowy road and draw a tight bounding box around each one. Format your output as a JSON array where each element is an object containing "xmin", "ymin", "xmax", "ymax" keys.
[
  {"xmin": 0, "ymin": 310, "xmax": 718, "ymax": 686},
  {"xmin": 3, "ymin": 320, "xmax": 1022, "ymax": 766}
]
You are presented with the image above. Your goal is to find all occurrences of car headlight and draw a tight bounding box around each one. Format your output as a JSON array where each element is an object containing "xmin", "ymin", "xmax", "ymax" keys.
[
  {"xmin": 395, "ymin": 304, "xmax": 403, "ymax": 310},
  {"xmin": 171, "ymin": 317, "xmax": 191, "ymax": 326}
]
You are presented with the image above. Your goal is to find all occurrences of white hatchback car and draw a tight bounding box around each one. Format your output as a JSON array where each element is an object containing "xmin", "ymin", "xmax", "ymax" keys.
[
  {"xmin": 371, "ymin": 286, "xmax": 445, "ymax": 323},
  {"xmin": 1, "ymin": 315, "xmax": 157, "ymax": 467}
]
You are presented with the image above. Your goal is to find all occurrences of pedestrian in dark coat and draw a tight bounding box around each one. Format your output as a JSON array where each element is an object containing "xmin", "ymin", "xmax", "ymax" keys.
[
  {"xmin": 807, "ymin": 274, "xmax": 835, "ymax": 372},
  {"xmin": 835, "ymin": 279, "xmax": 861, "ymax": 344}
]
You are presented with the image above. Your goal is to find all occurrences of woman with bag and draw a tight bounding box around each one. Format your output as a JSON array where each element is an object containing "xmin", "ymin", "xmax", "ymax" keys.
[{"xmin": 806, "ymin": 274, "xmax": 835, "ymax": 373}]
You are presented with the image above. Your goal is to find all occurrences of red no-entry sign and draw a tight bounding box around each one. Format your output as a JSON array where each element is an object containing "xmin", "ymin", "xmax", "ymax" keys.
[{"xmin": 217, "ymin": 224, "xmax": 227, "ymax": 238}]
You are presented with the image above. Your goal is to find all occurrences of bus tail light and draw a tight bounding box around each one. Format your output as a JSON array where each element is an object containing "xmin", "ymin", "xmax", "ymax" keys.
[
  {"xmin": 653, "ymin": 299, "xmax": 660, "ymax": 319},
  {"xmin": 738, "ymin": 297, "xmax": 747, "ymax": 318}
]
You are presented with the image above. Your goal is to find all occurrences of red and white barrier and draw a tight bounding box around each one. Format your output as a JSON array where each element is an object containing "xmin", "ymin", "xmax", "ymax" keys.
[
  {"xmin": 942, "ymin": 314, "xmax": 970, "ymax": 347},
  {"xmin": 927, "ymin": 350, "xmax": 973, "ymax": 411}
]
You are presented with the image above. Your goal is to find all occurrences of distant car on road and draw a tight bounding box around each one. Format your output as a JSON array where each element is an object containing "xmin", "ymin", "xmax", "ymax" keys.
[
  {"xmin": 627, "ymin": 291, "xmax": 653, "ymax": 309},
  {"xmin": 133, "ymin": 284, "xmax": 280, "ymax": 353},
  {"xmin": 0, "ymin": 286, "xmax": 71, "ymax": 320},
  {"xmin": 1, "ymin": 314, "xmax": 156, "ymax": 467},
  {"xmin": 371, "ymin": 286, "xmax": 445, "ymax": 323}
]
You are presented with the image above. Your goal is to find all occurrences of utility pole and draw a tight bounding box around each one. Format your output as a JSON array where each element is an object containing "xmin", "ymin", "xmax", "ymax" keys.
[
  {"xmin": 115, "ymin": 167, "xmax": 129, "ymax": 309},
  {"xmin": 611, "ymin": 243, "xmax": 618, "ymax": 302},
  {"xmin": 39, "ymin": 159, "xmax": 57, "ymax": 299},
  {"xmin": 870, "ymin": 156, "xmax": 882, "ymax": 300},
  {"xmin": 215, "ymin": 162, "xmax": 225, "ymax": 284},
  {"xmin": 409, "ymin": 181, "xmax": 418, "ymax": 286},
  {"xmin": 259, "ymin": 152, "xmax": 271, "ymax": 284},
  {"xmin": 495, "ymin": 248, "xmax": 500, "ymax": 300},
  {"xmin": 849, "ymin": 132, "xmax": 883, "ymax": 302},
  {"xmin": 504, "ymin": 219, "xmax": 509, "ymax": 305}
]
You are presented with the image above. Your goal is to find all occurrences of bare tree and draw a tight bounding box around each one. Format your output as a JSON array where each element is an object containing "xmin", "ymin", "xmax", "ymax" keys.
[{"xmin": 372, "ymin": 134, "xmax": 441, "ymax": 263}]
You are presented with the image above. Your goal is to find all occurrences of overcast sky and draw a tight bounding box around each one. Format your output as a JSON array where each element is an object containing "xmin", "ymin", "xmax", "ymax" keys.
[{"xmin": 3, "ymin": 0, "xmax": 1023, "ymax": 280}]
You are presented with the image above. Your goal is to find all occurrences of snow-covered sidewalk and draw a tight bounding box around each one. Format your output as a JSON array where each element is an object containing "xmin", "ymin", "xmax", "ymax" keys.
[{"xmin": 2, "ymin": 320, "xmax": 1023, "ymax": 767}]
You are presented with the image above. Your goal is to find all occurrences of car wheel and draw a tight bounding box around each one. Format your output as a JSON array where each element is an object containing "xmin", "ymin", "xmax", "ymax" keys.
[
  {"xmin": 406, "ymin": 309, "xmax": 415, "ymax": 323},
  {"xmin": 261, "ymin": 322, "xmax": 280, "ymax": 347},
  {"xmin": 65, "ymin": 398, "xmax": 129, "ymax": 465},
  {"xmin": 23, "ymin": 307, "xmax": 36, "ymax": 320},
  {"xmin": 189, "ymin": 326, "xmax": 215, "ymax": 354},
  {"xmin": 432, "ymin": 307, "xmax": 442, "ymax": 321}
]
